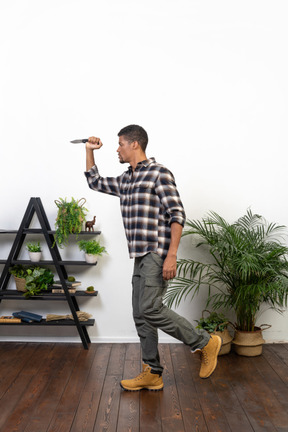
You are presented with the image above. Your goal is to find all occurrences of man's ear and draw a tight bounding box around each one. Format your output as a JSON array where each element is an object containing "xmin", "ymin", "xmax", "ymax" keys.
[{"xmin": 132, "ymin": 140, "xmax": 140, "ymax": 150}]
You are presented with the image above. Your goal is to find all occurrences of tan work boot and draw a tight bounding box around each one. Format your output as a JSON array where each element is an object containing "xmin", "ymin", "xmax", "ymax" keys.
[
  {"xmin": 120, "ymin": 365, "xmax": 164, "ymax": 391},
  {"xmin": 199, "ymin": 335, "xmax": 222, "ymax": 379}
]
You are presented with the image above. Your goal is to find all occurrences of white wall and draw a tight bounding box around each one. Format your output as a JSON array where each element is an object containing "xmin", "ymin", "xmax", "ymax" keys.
[{"xmin": 0, "ymin": 0, "xmax": 287, "ymax": 344}]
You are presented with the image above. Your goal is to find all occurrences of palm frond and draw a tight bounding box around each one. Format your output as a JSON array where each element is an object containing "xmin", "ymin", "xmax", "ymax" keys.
[
  {"xmin": 164, "ymin": 260, "xmax": 214, "ymax": 308},
  {"xmin": 165, "ymin": 209, "xmax": 288, "ymax": 331}
]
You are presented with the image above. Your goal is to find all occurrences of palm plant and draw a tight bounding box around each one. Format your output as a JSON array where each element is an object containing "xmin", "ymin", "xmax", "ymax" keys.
[{"xmin": 164, "ymin": 210, "xmax": 288, "ymax": 332}]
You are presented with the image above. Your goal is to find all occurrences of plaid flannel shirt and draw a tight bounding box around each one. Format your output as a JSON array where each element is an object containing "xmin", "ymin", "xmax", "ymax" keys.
[{"xmin": 84, "ymin": 157, "xmax": 186, "ymax": 259}]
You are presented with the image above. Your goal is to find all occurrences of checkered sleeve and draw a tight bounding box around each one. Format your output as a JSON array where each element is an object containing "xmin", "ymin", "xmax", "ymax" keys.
[
  {"xmin": 155, "ymin": 167, "xmax": 186, "ymax": 227},
  {"xmin": 84, "ymin": 165, "xmax": 121, "ymax": 197}
]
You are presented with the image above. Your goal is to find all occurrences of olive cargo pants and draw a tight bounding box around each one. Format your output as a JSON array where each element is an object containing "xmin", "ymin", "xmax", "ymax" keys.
[{"xmin": 132, "ymin": 252, "xmax": 210, "ymax": 373}]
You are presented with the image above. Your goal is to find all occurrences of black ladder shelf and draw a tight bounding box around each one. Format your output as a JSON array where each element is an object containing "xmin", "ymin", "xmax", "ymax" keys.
[{"xmin": 0, "ymin": 197, "xmax": 100, "ymax": 349}]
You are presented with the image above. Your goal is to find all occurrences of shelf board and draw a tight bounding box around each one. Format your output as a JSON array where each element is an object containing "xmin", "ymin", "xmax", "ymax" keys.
[
  {"xmin": 0, "ymin": 260, "xmax": 98, "ymax": 266},
  {"xmin": 0, "ymin": 229, "xmax": 101, "ymax": 235},
  {"xmin": 9, "ymin": 260, "xmax": 97, "ymax": 266},
  {"xmin": 0, "ymin": 290, "xmax": 98, "ymax": 300},
  {"xmin": 0, "ymin": 318, "xmax": 95, "ymax": 326}
]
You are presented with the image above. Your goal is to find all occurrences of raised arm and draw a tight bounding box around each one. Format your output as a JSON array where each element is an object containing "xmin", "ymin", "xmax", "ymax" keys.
[{"xmin": 84, "ymin": 136, "xmax": 121, "ymax": 198}]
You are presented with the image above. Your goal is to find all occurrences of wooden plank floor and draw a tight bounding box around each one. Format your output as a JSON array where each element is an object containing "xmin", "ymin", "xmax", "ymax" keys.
[{"xmin": 0, "ymin": 342, "xmax": 288, "ymax": 432}]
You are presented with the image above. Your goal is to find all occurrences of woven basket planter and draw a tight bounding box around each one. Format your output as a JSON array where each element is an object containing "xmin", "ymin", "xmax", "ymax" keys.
[
  {"xmin": 232, "ymin": 325, "xmax": 270, "ymax": 357},
  {"xmin": 199, "ymin": 310, "xmax": 233, "ymax": 356},
  {"xmin": 213, "ymin": 328, "xmax": 233, "ymax": 355},
  {"xmin": 14, "ymin": 276, "xmax": 27, "ymax": 292}
]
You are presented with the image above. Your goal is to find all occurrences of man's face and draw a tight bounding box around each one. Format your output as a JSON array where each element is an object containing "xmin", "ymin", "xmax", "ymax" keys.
[{"xmin": 117, "ymin": 136, "xmax": 133, "ymax": 164}]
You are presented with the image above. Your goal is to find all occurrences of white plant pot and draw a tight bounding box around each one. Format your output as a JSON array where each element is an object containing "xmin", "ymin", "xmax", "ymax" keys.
[
  {"xmin": 28, "ymin": 251, "xmax": 42, "ymax": 262},
  {"xmin": 85, "ymin": 253, "xmax": 98, "ymax": 264}
]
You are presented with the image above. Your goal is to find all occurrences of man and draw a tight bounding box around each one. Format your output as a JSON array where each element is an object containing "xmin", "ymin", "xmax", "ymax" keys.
[{"xmin": 84, "ymin": 124, "xmax": 221, "ymax": 391}]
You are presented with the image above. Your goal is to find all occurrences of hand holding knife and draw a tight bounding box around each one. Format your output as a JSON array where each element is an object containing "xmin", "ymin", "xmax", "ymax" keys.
[{"xmin": 71, "ymin": 137, "xmax": 103, "ymax": 149}]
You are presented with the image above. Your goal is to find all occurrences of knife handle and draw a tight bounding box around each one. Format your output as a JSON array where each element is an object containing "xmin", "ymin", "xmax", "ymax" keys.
[{"xmin": 82, "ymin": 139, "xmax": 88, "ymax": 143}]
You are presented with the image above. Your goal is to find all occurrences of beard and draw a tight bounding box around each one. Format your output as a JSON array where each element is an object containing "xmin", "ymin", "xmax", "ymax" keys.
[{"xmin": 118, "ymin": 155, "xmax": 125, "ymax": 164}]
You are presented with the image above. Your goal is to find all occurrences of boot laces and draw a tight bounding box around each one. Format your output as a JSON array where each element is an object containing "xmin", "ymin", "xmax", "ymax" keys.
[
  {"xmin": 135, "ymin": 369, "xmax": 149, "ymax": 381},
  {"xmin": 201, "ymin": 348, "xmax": 209, "ymax": 365}
]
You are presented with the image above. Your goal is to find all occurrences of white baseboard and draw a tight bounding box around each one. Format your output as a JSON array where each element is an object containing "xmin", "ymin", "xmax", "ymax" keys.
[
  {"xmin": 0, "ymin": 336, "xmax": 287, "ymax": 344},
  {"xmin": 0, "ymin": 335, "xmax": 182, "ymax": 344}
]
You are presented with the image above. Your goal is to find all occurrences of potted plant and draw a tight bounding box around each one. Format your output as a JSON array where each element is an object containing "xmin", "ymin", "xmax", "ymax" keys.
[
  {"xmin": 9, "ymin": 265, "xmax": 54, "ymax": 297},
  {"xmin": 195, "ymin": 310, "xmax": 233, "ymax": 355},
  {"xmin": 24, "ymin": 266, "xmax": 54, "ymax": 298},
  {"xmin": 54, "ymin": 197, "xmax": 88, "ymax": 248},
  {"xmin": 164, "ymin": 210, "xmax": 288, "ymax": 356},
  {"xmin": 26, "ymin": 241, "xmax": 42, "ymax": 262},
  {"xmin": 86, "ymin": 285, "xmax": 96, "ymax": 294},
  {"xmin": 77, "ymin": 239, "xmax": 107, "ymax": 263}
]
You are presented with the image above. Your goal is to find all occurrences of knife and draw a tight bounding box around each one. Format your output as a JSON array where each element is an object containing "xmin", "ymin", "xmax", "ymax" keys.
[{"xmin": 70, "ymin": 138, "xmax": 88, "ymax": 144}]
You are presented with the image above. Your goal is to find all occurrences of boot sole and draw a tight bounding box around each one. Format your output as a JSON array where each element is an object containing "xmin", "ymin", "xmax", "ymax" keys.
[
  {"xmin": 120, "ymin": 383, "xmax": 164, "ymax": 391},
  {"xmin": 200, "ymin": 336, "xmax": 222, "ymax": 379}
]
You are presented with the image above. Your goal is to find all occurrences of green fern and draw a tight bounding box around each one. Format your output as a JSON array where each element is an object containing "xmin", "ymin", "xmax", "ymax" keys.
[{"xmin": 54, "ymin": 197, "xmax": 88, "ymax": 248}]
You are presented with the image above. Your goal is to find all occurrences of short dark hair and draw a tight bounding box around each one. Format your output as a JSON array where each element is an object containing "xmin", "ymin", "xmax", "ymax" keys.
[{"xmin": 118, "ymin": 124, "xmax": 148, "ymax": 152}]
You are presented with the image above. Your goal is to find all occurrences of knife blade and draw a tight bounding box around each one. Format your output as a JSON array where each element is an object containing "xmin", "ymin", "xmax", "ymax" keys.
[{"xmin": 70, "ymin": 139, "xmax": 88, "ymax": 144}]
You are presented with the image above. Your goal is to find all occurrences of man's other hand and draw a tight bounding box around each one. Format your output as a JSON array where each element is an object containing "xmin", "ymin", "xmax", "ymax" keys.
[{"xmin": 163, "ymin": 254, "xmax": 177, "ymax": 281}]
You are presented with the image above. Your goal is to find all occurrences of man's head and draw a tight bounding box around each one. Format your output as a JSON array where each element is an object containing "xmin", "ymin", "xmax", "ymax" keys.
[{"xmin": 117, "ymin": 125, "xmax": 148, "ymax": 152}]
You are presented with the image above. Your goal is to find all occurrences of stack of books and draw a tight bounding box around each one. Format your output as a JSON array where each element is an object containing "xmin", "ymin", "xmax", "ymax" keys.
[
  {"xmin": 51, "ymin": 280, "xmax": 81, "ymax": 294},
  {"xmin": 12, "ymin": 311, "xmax": 43, "ymax": 323}
]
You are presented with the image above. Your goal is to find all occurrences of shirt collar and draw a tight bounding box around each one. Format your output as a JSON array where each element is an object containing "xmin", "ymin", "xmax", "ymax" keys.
[
  {"xmin": 128, "ymin": 157, "xmax": 155, "ymax": 172},
  {"xmin": 138, "ymin": 157, "xmax": 155, "ymax": 167}
]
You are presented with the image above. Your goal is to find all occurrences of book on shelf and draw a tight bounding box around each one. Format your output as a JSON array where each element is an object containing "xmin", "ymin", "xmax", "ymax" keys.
[
  {"xmin": 52, "ymin": 288, "xmax": 76, "ymax": 294},
  {"xmin": 13, "ymin": 311, "xmax": 43, "ymax": 322},
  {"xmin": 0, "ymin": 315, "xmax": 21, "ymax": 323},
  {"xmin": 12, "ymin": 313, "xmax": 32, "ymax": 323}
]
